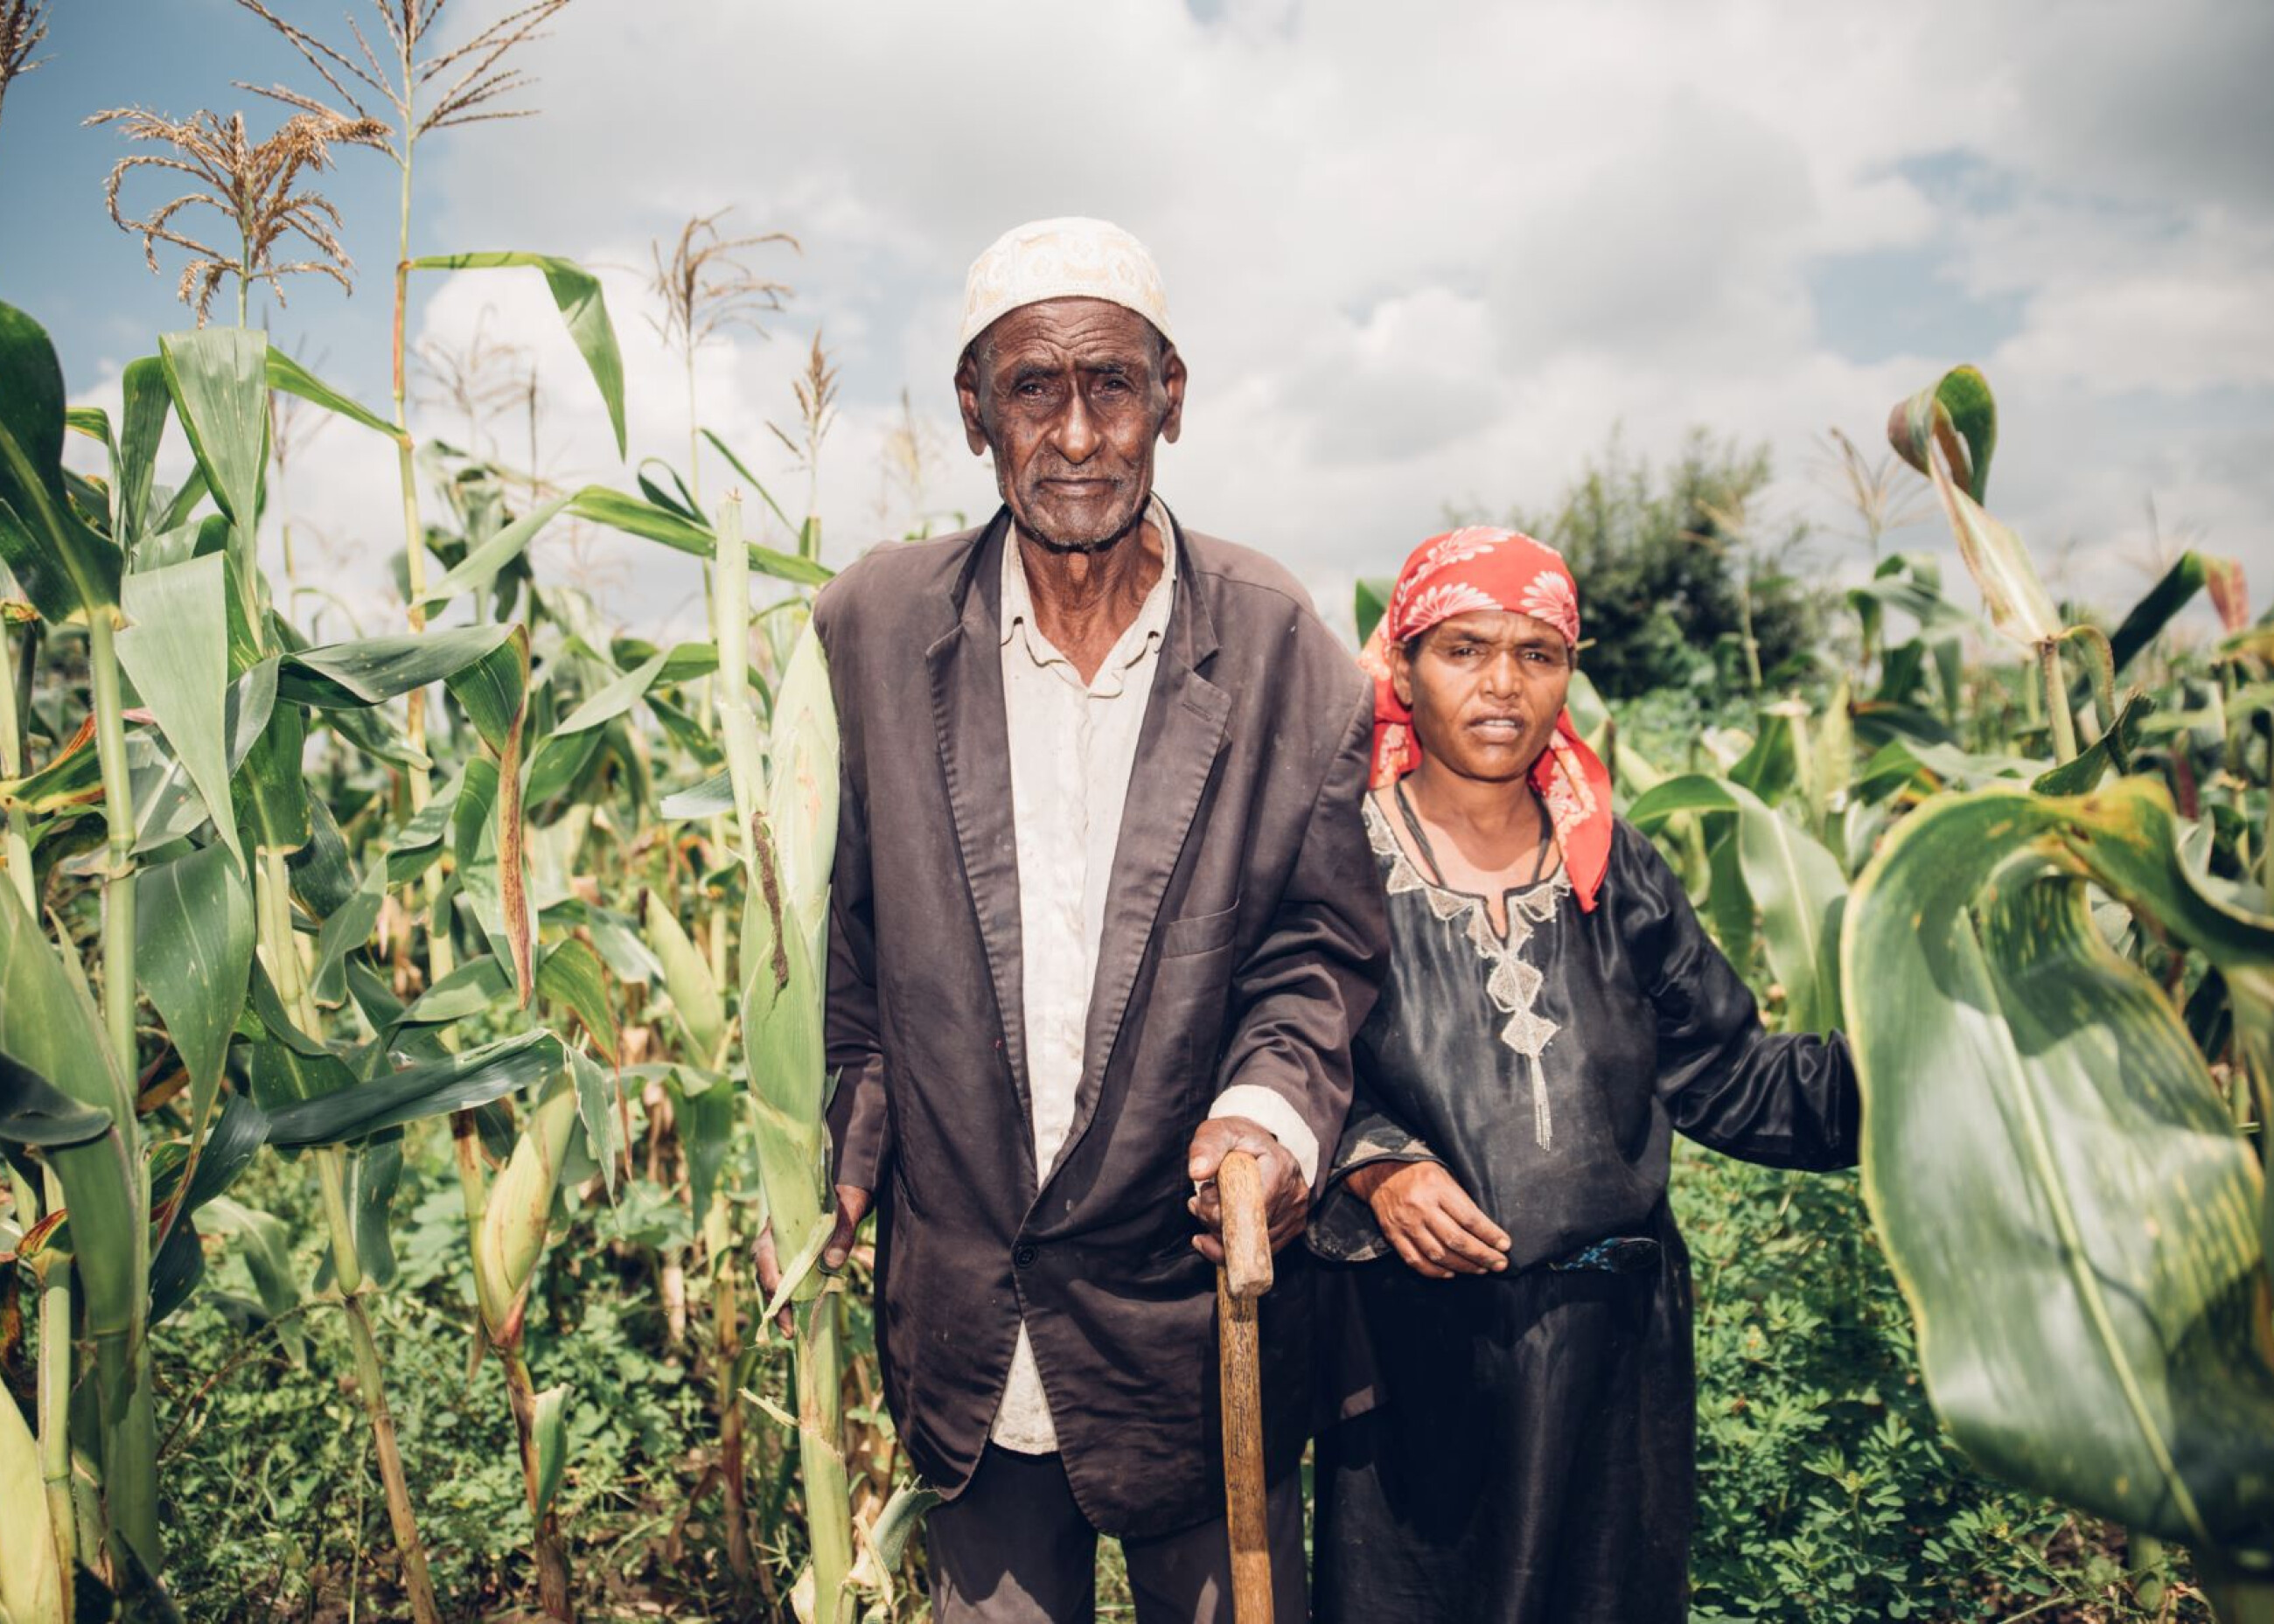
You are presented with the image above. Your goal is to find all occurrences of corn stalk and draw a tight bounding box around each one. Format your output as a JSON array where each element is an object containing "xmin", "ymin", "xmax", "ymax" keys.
[{"xmin": 717, "ymin": 492, "xmax": 852, "ymax": 1619}]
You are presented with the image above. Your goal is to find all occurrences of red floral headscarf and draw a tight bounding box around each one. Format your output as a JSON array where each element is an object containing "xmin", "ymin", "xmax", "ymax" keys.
[{"xmin": 1357, "ymin": 526, "xmax": 1615, "ymax": 912}]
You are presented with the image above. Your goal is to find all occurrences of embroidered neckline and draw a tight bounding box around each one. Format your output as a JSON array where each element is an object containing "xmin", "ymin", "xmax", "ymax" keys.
[{"xmin": 1365, "ymin": 795, "xmax": 1566, "ymax": 1147}]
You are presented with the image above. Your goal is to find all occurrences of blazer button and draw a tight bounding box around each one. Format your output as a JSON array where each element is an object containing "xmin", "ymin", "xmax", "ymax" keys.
[{"xmin": 1014, "ymin": 1244, "xmax": 1038, "ymax": 1270}]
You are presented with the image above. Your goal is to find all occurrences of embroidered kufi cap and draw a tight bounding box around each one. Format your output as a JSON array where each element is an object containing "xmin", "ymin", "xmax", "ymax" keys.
[{"xmin": 957, "ymin": 216, "xmax": 1173, "ymax": 352}]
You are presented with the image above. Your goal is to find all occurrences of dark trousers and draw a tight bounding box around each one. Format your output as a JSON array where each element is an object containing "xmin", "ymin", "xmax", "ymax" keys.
[{"xmin": 926, "ymin": 1445, "xmax": 1307, "ymax": 1623}]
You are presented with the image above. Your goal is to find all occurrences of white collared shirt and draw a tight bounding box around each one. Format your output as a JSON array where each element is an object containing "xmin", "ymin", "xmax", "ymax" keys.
[{"xmin": 991, "ymin": 498, "xmax": 1318, "ymax": 1454}]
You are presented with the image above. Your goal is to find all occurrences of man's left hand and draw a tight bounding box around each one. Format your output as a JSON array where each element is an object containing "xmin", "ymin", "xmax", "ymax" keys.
[{"xmin": 1185, "ymin": 1115, "xmax": 1307, "ymax": 1263}]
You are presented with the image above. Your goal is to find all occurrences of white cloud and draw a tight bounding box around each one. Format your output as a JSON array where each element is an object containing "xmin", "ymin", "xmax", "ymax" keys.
[{"xmin": 77, "ymin": 0, "xmax": 2272, "ymax": 644}]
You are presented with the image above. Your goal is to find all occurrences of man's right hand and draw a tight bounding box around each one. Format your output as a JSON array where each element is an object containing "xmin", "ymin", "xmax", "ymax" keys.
[
  {"xmin": 753, "ymin": 1182, "xmax": 873, "ymax": 1335},
  {"xmin": 1343, "ymin": 1160, "xmax": 1510, "ymax": 1279}
]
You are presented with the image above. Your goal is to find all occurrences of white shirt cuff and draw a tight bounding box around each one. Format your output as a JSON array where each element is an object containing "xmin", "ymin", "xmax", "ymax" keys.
[{"xmin": 1209, "ymin": 1084, "xmax": 1320, "ymax": 1187}]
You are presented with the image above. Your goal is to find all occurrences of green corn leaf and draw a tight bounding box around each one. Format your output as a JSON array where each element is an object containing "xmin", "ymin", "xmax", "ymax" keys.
[
  {"xmin": 115, "ymin": 353, "xmax": 172, "ymax": 554},
  {"xmin": 569, "ymin": 484, "xmax": 832, "ymax": 586},
  {"xmin": 555, "ymin": 649, "xmax": 667, "ymax": 737},
  {"xmin": 420, "ymin": 492, "xmax": 573, "ymax": 608},
  {"xmin": 134, "ymin": 842, "xmax": 255, "ymax": 1141},
  {"xmin": 263, "ymin": 1029, "xmax": 563, "ymax": 1147},
  {"xmin": 2110, "ymin": 551, "xmax": 2248, "ymax": 674},
  {"xmin": 200, "ymin": 1195, "xmax": 306, "ymax": 1364},
  {"xmin": 159, "ymin": 329, "xmax": 268, "ymax": 526},
  {"xmin": 382, "ymin": 768, "xmax": 463, "ymax": 884},
  {"xmin": 678, "ymin": 1070, "xmax": 736, "ymax": 1231},
  {"xmin": 1844, "ymin": 777, "xmax": 2274, "ymax": 1558},
  {"xmin": 347, "ymin": 1133, "xmax": 404, "ymax": 1288},
  {"xmin": 1628, "ymin": 773, "xmax": 1848, "ymax": 1032},
  {"xmin": 699, "ymin": 427, "xmax": 798, "ymax": 533},
  {"xmin": 532, "ymin": 1385, "xmax": 570, "ymax": 1518},
  {"xmin": 659, "ymin": 768, "xmax": 735, "ymax": 822},
  {"xmin": 657, "ymin": 641, "xmax": 721, "ymax": 684},
  {"xmin": 117, "ymin": 552, "xmax": 240, "ymax": 864},
  {"xmin": 569, "ymin": 1046, "xmax": 623, "ymax": 1199},
  {"xmin": 444, "ymin": 623, "xmax": 530, "ymax": 758},
  {"xmin": 235, "ymin": 700, "xmax": 310, "ymax": 855},
  {"xmin": 154, "ymin": 463, "xmax": 209, "ymax": 534},
  {"xmin": 409, "ymin": 252, "xmax": 627, "ymax": 457},
  {"xmin": 288, "ymin": 795, "xmax": 359, "ymax": 920},
  {"xmin": 2033, "ymin": 692, "xmax": 2155, "ymax": 797},
  {"xmin": 163, "ymin": 1088, "xmax": 270, "ymax": 1218},
  {"xmin": 0, "ymin": 881, "xmax": 145, "ymax": 1523},
  {"xmin": 249, "ymin": 1039, "xmax": 357, "ymax": 1112},
  {"xmin": 264, "ymin": 345, "xmax": 402, "ymax": 443},
  {"xmin": 397, "ymin": 956, "xmax": 513, "ymax": 1027},
  {"xmin": 523, "ymin": 727, "xmax": 603, "ymax": 808},
  {"xmin": 279, "ymin": 623, "xmax": 516, "ymax": 709},
  {"xmin": 158, "ymin": 328, "xmax": 269, "ymax": 642},
  {"xmin": 1354, "ymin": 576, "xmax": 1393, "ymax": 646},
  {"xmin": 1728, "ymin": 710, "xmax": 1802, "ymax": 807},
  {"xmin": 0, "ymin": 1049, "xmax": 112, "ymax": 1146},
  {"xmin": 148, "ymin": 1214, "xmax": 208, "ymax": 1325},
  {"xmin": 0, "ymin": 303, "xmax": 123, "ymax": 626},
  {"xmin": 538, "ymin": 936, "xmax": 617, "ymax": 1065}
]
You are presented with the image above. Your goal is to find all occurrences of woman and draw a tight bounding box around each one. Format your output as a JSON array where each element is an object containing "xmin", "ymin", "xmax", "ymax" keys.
[{"xmin": 1309, "ymin": 527, "xmax": 1859, "ymax": 1624}]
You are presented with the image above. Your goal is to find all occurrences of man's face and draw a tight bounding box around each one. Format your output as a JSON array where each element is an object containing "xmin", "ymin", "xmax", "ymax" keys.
[
  {"xmin": 957, "ymin": 297, "xmax": 1186, "ymax": 553},
  {"xmin": 1391, "ymin": 610, "xmax": 1573, "ymax": 784}
]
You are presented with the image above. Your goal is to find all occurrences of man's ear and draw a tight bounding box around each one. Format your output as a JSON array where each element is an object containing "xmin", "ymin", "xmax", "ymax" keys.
[
  {"xmin": 954, "ymin": 348, "xmax": 989, "ymax": 456},
  {"xmin": 1158, "ymin": 340, "xmax": 1187, "ymax": 445}
]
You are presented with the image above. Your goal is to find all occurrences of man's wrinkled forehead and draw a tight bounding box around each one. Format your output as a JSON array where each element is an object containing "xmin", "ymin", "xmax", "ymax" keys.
[{"xmin": 966, "ymin": 297, "xmax": 1169, "ymax": 376}]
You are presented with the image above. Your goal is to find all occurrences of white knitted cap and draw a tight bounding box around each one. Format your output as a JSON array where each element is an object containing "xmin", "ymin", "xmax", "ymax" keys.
[{"xmin": 957, "ymin": 217, "xmax": 1173, "ymax": 352}]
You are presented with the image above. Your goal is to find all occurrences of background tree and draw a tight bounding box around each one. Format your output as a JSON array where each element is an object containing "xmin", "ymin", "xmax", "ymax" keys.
[{"xmin": 1469, "ymin": 429, "xmax": 1830, "ymax": 700}]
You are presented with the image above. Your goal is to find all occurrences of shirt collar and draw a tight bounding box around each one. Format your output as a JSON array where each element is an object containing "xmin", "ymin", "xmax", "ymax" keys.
[{"xmin": 1000, "ymin": 494, "xmax": 1177, "ymax": 673}]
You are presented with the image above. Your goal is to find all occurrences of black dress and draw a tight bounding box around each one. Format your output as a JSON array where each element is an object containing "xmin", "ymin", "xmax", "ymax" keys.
[{"xmin": 1310, "ymin": 799, "xmax": 1859, "ymax": 1624}]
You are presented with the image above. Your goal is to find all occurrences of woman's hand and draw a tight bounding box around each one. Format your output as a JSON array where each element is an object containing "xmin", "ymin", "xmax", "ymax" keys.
[{"xmin": 1344, "ymin": 1160, "xmax": 1510, "ymax": 1279}]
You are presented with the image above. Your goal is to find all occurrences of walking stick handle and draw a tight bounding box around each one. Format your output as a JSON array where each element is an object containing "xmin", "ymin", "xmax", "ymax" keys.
[
  {"xmin": 1214, "ymin": 1147, "xmax": 1274, "ymax": 1623},
  {"xmin": 1217, "ymin": 1148, "xmax": 1273, "ymax": 1300}
]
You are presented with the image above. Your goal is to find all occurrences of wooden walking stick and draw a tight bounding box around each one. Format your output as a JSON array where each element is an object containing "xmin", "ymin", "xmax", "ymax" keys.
[{"xmin": 1216, "ymin": 1148, "xmax": 1275, "ymax": 1624}]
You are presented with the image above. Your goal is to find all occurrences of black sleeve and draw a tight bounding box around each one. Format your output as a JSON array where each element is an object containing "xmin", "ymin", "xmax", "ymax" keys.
[
  {"xmin": 1620, "ymin": 825, "xmax": 1860, "ymax": 1171},
  {"xmin": 1305, "ymin": 1077, "xmax": 1445, "ymax": 1264}
]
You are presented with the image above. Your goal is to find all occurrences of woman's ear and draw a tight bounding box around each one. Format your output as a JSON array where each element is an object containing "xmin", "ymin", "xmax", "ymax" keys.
[{"xmin": 1390, "ymin": 638, "xmax": 1416, "ymax": 709}]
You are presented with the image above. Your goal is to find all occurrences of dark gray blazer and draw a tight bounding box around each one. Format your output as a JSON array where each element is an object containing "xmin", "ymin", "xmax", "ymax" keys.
[{"xmin": 813, "ymin": 506, "xmax": 1386, "ymax": 1537}]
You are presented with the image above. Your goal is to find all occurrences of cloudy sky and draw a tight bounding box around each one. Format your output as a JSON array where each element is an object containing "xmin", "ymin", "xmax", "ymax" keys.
[{"xmin": 5, "ymin": 0, "xmax": 2267, "ymax": 640}]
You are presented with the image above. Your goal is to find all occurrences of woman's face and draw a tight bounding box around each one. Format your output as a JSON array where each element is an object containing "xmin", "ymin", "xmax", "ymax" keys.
[{"xmin": 1392, "ymin": 610, "xmax": 1573, "ymax": 785}]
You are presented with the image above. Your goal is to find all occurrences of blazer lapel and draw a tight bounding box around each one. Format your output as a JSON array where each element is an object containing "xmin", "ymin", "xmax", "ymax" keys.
[
  {"xmin": 925, "ymin": 513, "xmax": 1038, "ymax": 1178},
  {"xmin": 1045, "ymin": 514, "xmax": 1230, "ymax": 1187}
]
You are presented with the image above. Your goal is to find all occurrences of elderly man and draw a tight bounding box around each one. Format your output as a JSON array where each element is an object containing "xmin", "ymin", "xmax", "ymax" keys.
[{"xmin": 789, "ymin": 218, "xmax": 1385, "ymax": 1621}]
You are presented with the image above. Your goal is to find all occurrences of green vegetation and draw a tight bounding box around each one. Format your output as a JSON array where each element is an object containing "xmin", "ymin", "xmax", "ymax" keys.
[{"xmin": 1, "ymin": 3, "xmax": 2269, "ymax": 1619}]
